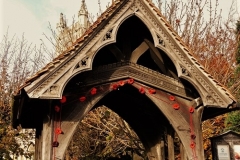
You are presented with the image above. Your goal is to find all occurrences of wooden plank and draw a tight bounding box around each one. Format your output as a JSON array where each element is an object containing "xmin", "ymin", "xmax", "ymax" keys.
[
  {"xmin": 144, "ymin": 39, "xmax": 167, "ymax": 74},
  {"xmin": 130, "ymin": 41, "xmax": 149, "ymax": 63},
  {"xmin": 34, "ymin": 115, "xmax": 53, "ymax": 160},
  {"xmin": 167, "ymin": 127, "xmax": 175, "ymax": 160},
  {"xmin": 180, "ymin": 142, "xmax": 188, "ymax": 160},
  {"xmin": 54, "ymin": 86, "xmax": 110, "ymax": 159}
]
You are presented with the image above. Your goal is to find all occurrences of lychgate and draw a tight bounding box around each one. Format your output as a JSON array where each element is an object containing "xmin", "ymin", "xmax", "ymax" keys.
[{"xmin": 12, "ymin": 0, "xmax": 238, "ymax": 159}]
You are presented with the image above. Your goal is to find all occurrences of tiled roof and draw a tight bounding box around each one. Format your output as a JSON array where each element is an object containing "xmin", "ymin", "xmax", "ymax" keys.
[
  {"xmin": 21, "ymin": 0, "xmax": 235, "ymax": 102},
  {"xmin": 24, "ymin": 0, "xmax": 123, "ymax": 85}
]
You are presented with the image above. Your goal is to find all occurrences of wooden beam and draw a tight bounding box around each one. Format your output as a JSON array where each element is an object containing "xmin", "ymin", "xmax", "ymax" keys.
[
  {"xmin": 130, "ymin": 41, "xmax": 149, "ymax": 63},
  {"xmin": 144, "ymin": 39, "xmax": 167, "ymax": 74},
  {"xmin": 35, "ymin": 115, "xmax": 53, "ymax": 160}
]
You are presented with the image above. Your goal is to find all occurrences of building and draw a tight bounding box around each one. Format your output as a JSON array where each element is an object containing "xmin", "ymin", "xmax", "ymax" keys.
[{"xmin": 55, "ymin": 0, "xmax": 90, "ymax": 54}]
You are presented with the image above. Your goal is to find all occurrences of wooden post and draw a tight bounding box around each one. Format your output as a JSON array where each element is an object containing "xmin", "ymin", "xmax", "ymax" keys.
[
  {"xmin": 160, "ymin": 139, "xmax": 165, "ymax": 160},
  {"xmin": 167, "ymin": 127, "xmax": 175, "ymax": 160},
  {"xmin": 34, "ymin": 116, "xmax": 54, "ymax": 160},
  {"xmin": 180, "ymin": 142, "xmax": 187, "ymax": 160},
  {"xmin": 192, "ymin": 106, "xmax": 205, "ymax": 160},
  {"xmin": 147, "ymin": 136, "xmax": 165, "ymax": 160}
]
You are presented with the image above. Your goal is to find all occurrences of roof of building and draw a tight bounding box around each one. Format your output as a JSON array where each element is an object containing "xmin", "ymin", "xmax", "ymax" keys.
[{"xmin": 18, "ymin": 0, "xmax": 236, "ymax": 103}]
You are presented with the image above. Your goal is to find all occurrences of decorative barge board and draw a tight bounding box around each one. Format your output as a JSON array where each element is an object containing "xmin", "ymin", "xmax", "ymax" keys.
[{"xmin": 12, "ymin": 0, "xmax": 237, "ymax": 159}]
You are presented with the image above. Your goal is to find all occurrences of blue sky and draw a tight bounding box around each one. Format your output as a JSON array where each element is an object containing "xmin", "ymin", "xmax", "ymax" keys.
[{"xmin": 0, "ymin": 0, "xmax": 239, "ymax": 47}]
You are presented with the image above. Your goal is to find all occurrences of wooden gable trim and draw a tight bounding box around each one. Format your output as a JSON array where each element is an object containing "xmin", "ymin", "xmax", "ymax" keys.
[{"xmin": 25, "ymin": 0, "xmax": 129, "ymax": 94}]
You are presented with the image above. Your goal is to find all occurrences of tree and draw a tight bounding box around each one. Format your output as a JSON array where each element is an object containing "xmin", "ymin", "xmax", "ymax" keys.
[
  {"xmin": 65, "ymin": 106, "xmax": 146, "ymax": 160},
  {"xmin": 0, "ymin": 31, "xmax": 52, "ymax": 159},
  {"xmin": 224, "ymin": 20, "xmax": 240, "ymax": 134}
]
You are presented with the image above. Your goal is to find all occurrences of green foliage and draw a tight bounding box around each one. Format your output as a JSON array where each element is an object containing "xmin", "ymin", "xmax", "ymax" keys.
[{"xmin": 224, "ymin": 111, "xmax": 240, "ymax": 133}]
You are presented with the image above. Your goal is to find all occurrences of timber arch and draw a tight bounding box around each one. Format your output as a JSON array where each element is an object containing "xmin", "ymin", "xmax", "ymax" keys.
[
  {"xmin": 56, "ymin": 59, "xmax": 201, "ymax": 159},
  {"xmin": 12, "ymin": 0, "xmax": 237, "ymax": 160}
]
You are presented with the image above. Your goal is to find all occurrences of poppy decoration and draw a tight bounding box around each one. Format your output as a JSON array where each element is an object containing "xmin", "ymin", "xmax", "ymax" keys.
[
  {"xmin": 52, "ymin": 141, "xmax": 59, "ymax": 147},
  {"xmin": 54, "ymin": 105, "xmax": 60, "ymax": 112},
  {"xmin": 190, "ymin": 141, "xmax": 196, "ymax": 149},
  {"xmin": 169, "ymin": 95, "xmax": 175, "ymax": 101},
  {"xmin": 91, "ymin": 88, "xmax": 97, "ymax": 95},
  {"xmin": 111, "ymin": 83, "xmax": 119, "ymax": 90},
  {"xmin": 189, "ymin": 107, "xmax": 195, "ymax": 113},
  {"xmin": 118, "ymin": 80, "xmax": 125, "ymax": 86},
  {"xmin": 172, "ymin": 103, "xmax": 180, "ymax": 110},
  {"xmin": 60, "ymin": 96, "xmax": 67, "ymax": 103},
  {"xmin": 191, "ymin": 134, "xmax": 196, "ymax": 140},
  {"xmin": 55, "ymin": 128, "xmax": 63, "ymax": 135},
  {"xmin": 127, "ymin": 78, "xmax": 134, "ymax": 84},
  {"xmin": 139, "ymin": 87, "xmax": 145, "ymax": 94},
  {"xmin": 148, "ymin": 88, "xmax": 156, "ymax": 94},
  {"xmin": 79, "ymin": 96, "xmax": 86, "ymax": 102}
]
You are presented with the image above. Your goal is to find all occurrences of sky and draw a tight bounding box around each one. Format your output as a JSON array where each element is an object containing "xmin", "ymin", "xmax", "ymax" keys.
[{"xmin": 0, "ymin": 0, "xmax": 239, "ymax": 48}]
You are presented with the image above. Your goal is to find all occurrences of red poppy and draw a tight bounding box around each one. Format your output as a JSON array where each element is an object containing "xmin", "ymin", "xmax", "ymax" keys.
[
  {"xmin": 139, "ymin": 87, "xmax": 145, "ymax": 94},
  {"xmin": 235, "ymin": 154, "xmax": 240, "ymax": 159},
  {"xmin": 54, "ymin": 105, "xmax": 60, "ymax": 112},
  {"xmin": 191, "ymin": 134, "xmax": 196, "ymax": 140},
  {"xmin": 52, "ymin": 141, "xmax": 59, "ymax": 147},
  {"xmin": 189, "ymin": 107, "xmax": 194, "ymax": 113},
  {"xmin": 60, "ymin": 96, "xmax": 67, "ymax": 103},
  {"xmin": 79, "ymin": 96, "xmax": 86, "ymax": 102},
  {"xmin": 127, "ymin": 78, "xmax": 134, "ymax": 84},
  {"xmin": 148, "ymin": 88, "xmax": 156, "ymax": 94},
  {"xmin": 111, "ymin": 83, "xmax": 119, "ymax": 90},
  {"xmin": 190, "ymin": 141, "xmax": 195, "ymax": 148},
  {"xmin": 91, "ymin": 88, "xmax": 97, "ymax": 95},
  {"xmin": 55, "ymin": 128, "xmax": 63, "ymax": 135},
  {"xmin": 169, "ymin": 95, "xmax": 175, "ymax": 101},
  {"xmin": 172, "ymin": 103, "xmax": 180, "ymax": 110},
  {"xmin": 118, "ymin": 80, "xmax": 125, "ymax": 86}
]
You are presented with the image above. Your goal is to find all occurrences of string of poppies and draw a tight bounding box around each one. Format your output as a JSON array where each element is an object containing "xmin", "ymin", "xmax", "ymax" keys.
[
  {"xmin": 132, "ymin": 81, "xmax": 197, "ymax": 160},
  {"xmin": 52, "ymin": 78, "xmax": 197, "ymax": 160}
]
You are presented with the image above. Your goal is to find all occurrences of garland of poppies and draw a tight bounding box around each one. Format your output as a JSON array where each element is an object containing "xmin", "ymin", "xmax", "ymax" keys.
[
  {"xmin": 51, "ymin": 78, "xmax": 198, "ymax": 160},
  {"xmin": 132, "ymin": 81, "xmax": 198, "ymax": 160}
]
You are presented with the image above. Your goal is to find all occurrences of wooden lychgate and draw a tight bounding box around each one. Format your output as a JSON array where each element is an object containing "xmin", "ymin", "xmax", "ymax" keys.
[{"xmin": 12, "ymin": 0, "xmax": 238, "ymax": 159}]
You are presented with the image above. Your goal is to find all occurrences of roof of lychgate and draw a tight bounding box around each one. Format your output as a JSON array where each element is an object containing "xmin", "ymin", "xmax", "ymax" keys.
[{"xmin": 17, "ymin": 0, "xmax": 236, "ymax": 107}]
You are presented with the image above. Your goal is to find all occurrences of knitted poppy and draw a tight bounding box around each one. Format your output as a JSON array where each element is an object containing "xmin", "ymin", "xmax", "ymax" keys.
[
  {"xmin": 190, "ymin": 141, "xmax": 195, "ymax": 148},
  {"xmin": 169, "ymin": 95, "xmax": 175, "ymax": 101},
  {"xmin": 139, "ymin": 87, "xmax": 145, "ymax": 94},
  {"xmin": 55, "ymin": 128, "xmax": 63, "ymax": 135},
  {"xmin": 191, "ymin": 134, "xmax": 196, "ymax": 140},
  {"xmin": 52, "ymin": 141, "xmax": 59, "ymax": 147},
  {"xmin": 189, "ymin": 107, "xmax": 195, "ymax": 113},
  {"xmin": 79, "ymin": 96, "xmax": 86, "ymax": 102},
  {"xmin": 111, "ymin": 83, "xmax": 119, "ymax": 90},
  {"xmin": 60, "ymin": 96, "xmax": 67, "ymax": 103},
  {"xmin": 172, "ymin": 103, "xmax": 180, "ymax": 110},
  {"xmin": 54, "ymin": 105, "xmax": 60, "ymax": 112},
  {"xmin": 148, "ymin": 88, "xmax": 156, "ymax": 94},
  {"xmin": 91, "ymin": 88, "xmax": 97, "ymax": 95},
  {"xmin": 127, "ymin": 78, "xmax": 134, "ymax": 84},
  {"xmin": 118, "ymin": 80, "xmax": 125, "ymax": 86}
]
